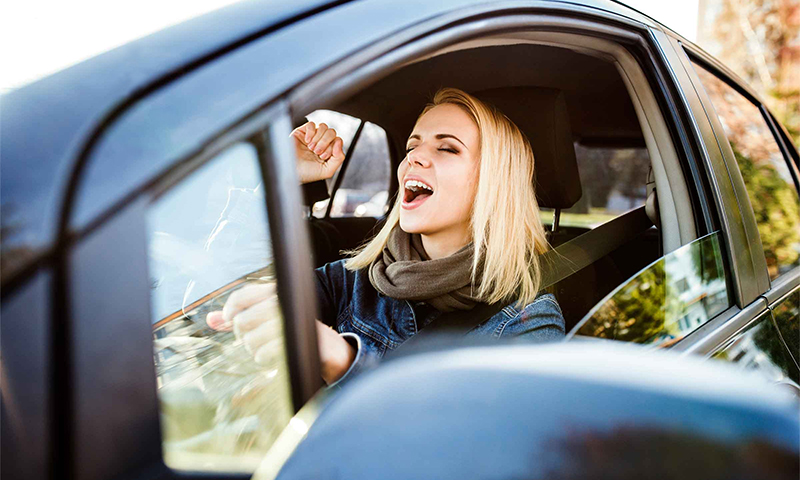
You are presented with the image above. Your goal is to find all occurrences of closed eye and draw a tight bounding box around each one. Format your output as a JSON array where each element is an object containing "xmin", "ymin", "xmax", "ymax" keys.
[{"xmin": 439, "ymin": 147, "xmax": 458, "ymax": 154}]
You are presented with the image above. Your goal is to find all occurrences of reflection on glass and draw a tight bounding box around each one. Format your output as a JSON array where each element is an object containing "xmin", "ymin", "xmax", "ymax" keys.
[
  {"xmin": 541, "ymin": 145, "xmax": 650, "ymax": 229},
  {"xmin": 693, "ymin": 64, "xmax": 800, "ymax": 280},
  {"xmin": 148, "ymin": 144, "xmax": 274, "ymax": 321},
  {"xmin": 147, "ymin": 143, "xmax": 293, "ymax": 472},
  {"xmin": 571, "ymin": 232, "xmax": 729, "ymax": 346},
  {"xmin": 712, "ymin": 312, "xmax": 799, "ymax": 385},
  {"xmin": 771, "ymin": 289, "xmax": 799, "ymax": 369}
]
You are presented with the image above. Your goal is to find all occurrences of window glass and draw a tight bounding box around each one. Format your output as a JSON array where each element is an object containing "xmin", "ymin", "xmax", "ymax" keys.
[
  {"xmin": 305, "ymin": 110, "xmax": 391, "ymax": 218},
  {"xmin": 541, "ymin": 145, "xmax": 651, "ymax": 228},
  {"xmin": 147, "ymin": 143, "xmax": 293, "ymax": 472},
  {"xmin": 712, "ymin": 311, "xmax": 799, "ymax": 385},
  {"xmin": 692, "ymin": 63, "xmax": 800, "ymax": 280},
  {"xmin": 569, "ymin": 231, "xmax": 731, "ymax": 346}
]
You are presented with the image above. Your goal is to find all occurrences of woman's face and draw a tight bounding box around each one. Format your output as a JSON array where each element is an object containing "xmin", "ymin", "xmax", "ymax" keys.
[{"xmin": 398, "ymin": 104, "xmax": 480, "ymax": 239}]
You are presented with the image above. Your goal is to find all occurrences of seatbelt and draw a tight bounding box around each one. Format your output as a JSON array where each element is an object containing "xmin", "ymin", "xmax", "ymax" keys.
[
  {"xmin": 538, "ymin": 205, "xmax": 652, "ymax": 289},
  {"xmin": 395, "ymin": 205, "xmax": 653, "ymax": 350}
]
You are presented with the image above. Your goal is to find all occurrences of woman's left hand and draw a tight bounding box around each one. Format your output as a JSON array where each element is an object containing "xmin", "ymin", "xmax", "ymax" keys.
[{"xmin": 206, "ymin": 283, "xmax": 355, "ymax": 385}]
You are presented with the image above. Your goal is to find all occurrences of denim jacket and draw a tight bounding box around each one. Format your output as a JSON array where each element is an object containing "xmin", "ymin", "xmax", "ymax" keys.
[{"xmin": 315, "ymin": 260, "xmax": 565, "ymax": 386}]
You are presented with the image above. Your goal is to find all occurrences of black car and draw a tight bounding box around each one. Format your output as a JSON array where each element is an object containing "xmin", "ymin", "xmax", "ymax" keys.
[{"xmin": 2, "ymin": 1, "xmax": 799, "ymax": 479}]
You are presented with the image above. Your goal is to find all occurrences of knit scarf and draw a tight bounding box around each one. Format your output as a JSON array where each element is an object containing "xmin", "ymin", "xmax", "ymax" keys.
[{"xmin": 368, "ymin": 225, "xmax": 484, "ymax": 312}]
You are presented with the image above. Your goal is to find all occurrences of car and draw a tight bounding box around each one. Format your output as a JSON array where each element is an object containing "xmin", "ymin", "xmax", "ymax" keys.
[{"xmin": 2, "ymin": 0, "xmax": 799, "ymax": 479}]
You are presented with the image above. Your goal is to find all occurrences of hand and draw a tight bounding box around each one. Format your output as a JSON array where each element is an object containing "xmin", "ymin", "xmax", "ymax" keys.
[
  {"xmin": 206, "ymin": 283, "xmax": 356, "ymax": 384},
  {"xmin": 291, "ymin": 121, "xmax": 346, "ymax": 184},
  {"xmin": 206, "ymin": 283, "xmax": 283, "ymax": 367}
]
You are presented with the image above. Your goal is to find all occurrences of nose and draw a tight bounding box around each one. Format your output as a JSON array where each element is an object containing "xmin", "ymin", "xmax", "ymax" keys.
[{"xmin": 406, "ymin": 149, "xmax": 431, "ymax": 168}]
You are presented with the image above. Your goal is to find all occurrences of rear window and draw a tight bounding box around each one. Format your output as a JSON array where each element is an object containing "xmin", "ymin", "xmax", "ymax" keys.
[
  {"xmin": 305, "ymin": 110, "xmax": 391, "ymax": 218},
  {"xmin": 541, "ymin": 144, "xmax": 650, "ymax": 229}
]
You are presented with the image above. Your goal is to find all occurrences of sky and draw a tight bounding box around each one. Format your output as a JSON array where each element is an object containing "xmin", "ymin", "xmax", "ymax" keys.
[
  {"xmin": 0, "ymin": 0, "xmax": 699, "ymax": 93},
  {"xmin": 0, "ymin": 0, "xmax": 240, "ymax": 92}
]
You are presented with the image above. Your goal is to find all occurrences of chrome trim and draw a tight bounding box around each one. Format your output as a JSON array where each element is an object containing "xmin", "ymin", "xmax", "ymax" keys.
[
  {"xmin": 672, "ymin": 297, "xmax": 767, "ymax": 356},
  {"xmin": 768, "ymin": 290, "xmax": 800, "ymax": 371},
  {"xmin": 764, "ymin": 267, "xmax": 800, "ymax": 305},
  {"xmin": 703, "ymin": 309, "xmax": 772, "ymax": 358}
]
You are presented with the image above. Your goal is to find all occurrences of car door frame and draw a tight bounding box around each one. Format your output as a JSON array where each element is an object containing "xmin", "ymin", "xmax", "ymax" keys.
[
  {"xmin": 288, "ymin": 4, "xmax": 721, "ymax": 242},
  {"xmin": 662, "ymin": 33, "xmax": 800, "ymax": 360},
  {"xmin": 57, "ymin": 96, "xmax": 321, "ymax": 480}
]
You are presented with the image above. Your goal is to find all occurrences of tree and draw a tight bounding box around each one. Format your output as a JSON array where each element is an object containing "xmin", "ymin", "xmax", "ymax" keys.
[{"xmin": 697, "ymin": 0, "xmax": 800, "ymax": 146}]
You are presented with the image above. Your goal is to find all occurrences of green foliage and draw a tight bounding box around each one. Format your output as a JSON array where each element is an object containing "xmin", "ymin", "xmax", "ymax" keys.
[
  {"xmin": 733, "ymin": 145, "xmax": 800, "ymax": 277},
  {"xmin": 578, "ymin": 260, "xmax": 670, "ymax": 343}
]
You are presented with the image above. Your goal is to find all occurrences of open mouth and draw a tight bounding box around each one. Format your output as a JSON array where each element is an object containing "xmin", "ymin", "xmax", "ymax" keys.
[{"xmin": 402, "ymin": 179, "xmax": 434, "ymax": 209}]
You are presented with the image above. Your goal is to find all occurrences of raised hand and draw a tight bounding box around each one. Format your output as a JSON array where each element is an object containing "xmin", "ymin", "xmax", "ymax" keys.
[{"xmin": 291, "ymin": 121, "xmax": 346, "ymax": 184}]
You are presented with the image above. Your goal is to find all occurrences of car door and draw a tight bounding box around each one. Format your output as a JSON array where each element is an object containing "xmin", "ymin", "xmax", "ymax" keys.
[
  {"xmin": 613, "ymin": 32, "xmax": 800, "ymax": 388},
  {"xmin": 61, "ymin": 96, "xmax": 325, "ymax": 480},
  {"xmin": 565, "ymin": 29, "xmax": 794, "ymax": 358},
  {"xmin": 557, "ymin": 26, "xmax": 742, "ymax": 348}
]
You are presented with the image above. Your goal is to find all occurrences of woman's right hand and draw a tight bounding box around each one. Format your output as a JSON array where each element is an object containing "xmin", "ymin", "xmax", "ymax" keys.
[{"xmin": 291, "ymin": 121, "xmax": 346, "ymax": 184}]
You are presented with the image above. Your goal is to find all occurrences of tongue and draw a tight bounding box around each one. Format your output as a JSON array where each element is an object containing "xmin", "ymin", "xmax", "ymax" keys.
[{"xmin": 407, "ymin": 190, "xmax": 432, "ymax": 203}]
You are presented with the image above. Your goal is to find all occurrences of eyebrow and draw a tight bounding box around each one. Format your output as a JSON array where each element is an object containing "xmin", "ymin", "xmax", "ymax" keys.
[{"xmin": 408, "ymin": 133, "xmax": 469, "ymax": 150}]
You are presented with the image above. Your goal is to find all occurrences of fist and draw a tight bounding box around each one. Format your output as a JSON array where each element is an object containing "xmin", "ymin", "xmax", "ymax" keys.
[{"xmin": 291, "ymin": 121, "xmax": 346, "ymax": 184}]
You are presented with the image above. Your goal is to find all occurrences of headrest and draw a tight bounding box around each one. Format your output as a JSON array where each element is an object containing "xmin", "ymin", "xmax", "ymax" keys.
[{"xmin": 474, "ymin": 87, "xmax": 582, "ymax": 209}]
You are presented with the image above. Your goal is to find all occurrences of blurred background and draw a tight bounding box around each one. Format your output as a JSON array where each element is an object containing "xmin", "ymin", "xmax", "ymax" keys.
[
  {"xmin": 696, "ymin": 0, "xmax": 799, "ymax": 146},
  {"xmin": 1, "ymin": 0, "xmax": 798, "ymax": 147},
  {"xmin": 630, "ymin": 0, "xmax": 799, "ymax": 147}
]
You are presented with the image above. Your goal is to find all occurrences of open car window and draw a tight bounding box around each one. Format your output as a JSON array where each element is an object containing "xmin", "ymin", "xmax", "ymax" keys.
[{"xmin": 146, "ymin": 142, "xmax": 293, "ymax": 473}]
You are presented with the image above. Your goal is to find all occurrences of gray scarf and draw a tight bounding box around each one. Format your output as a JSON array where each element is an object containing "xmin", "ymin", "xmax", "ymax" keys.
[{"xmin": 368, "ymin": 225, "xmax": 484, "ymax": 312}]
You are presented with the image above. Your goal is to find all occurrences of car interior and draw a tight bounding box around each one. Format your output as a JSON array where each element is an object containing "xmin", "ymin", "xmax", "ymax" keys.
[{"xmin": 294, "ymin": 32, "xmax": 699, "ymax": 333}]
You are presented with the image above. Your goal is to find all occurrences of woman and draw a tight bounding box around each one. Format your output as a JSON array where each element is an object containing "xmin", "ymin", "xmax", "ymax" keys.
[{"xmin": 208, "ymin": 88, "xmax": 565, "ymax": 386}]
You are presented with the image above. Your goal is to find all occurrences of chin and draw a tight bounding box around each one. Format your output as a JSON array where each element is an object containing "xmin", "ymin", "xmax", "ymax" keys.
[{"xmin": 398, "ymin": 217, "xmax": 427, "ymax": 234}]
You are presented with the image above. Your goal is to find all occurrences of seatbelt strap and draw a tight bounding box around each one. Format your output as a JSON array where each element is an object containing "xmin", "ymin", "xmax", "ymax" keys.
[
  {"xmin": 395, "ymin": 205, "xmax": 653, "ymax": 350},
  {"xmin": 537, "ymin": 205, "xmax": 653, "ymax": 289}
]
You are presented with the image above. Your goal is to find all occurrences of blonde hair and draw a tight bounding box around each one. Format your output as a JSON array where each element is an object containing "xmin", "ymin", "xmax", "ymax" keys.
[{"xmin": 345, "ymin": 87, "xmax": 551, "ymax": 306}]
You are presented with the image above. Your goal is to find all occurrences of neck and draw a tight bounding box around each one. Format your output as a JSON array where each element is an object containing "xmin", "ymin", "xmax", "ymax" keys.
[{"xmin": 421, "ymin": 228, "xmax": 471, "ymax": 260}]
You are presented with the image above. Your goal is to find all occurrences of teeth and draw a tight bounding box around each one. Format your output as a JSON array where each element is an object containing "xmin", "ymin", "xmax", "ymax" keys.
[{"xmin": 404, "ymin": 179, "xmax": 433, "ymax": 192}]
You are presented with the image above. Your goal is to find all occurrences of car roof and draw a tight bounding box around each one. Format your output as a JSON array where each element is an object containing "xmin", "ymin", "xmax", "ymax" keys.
[
  {"xmin": 0, "ymin": 0, "xmax": 350, "ymax": 283},
  {"xmin": 0, "ymin": 0, "xmax": 660, "ymax": 287}
]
